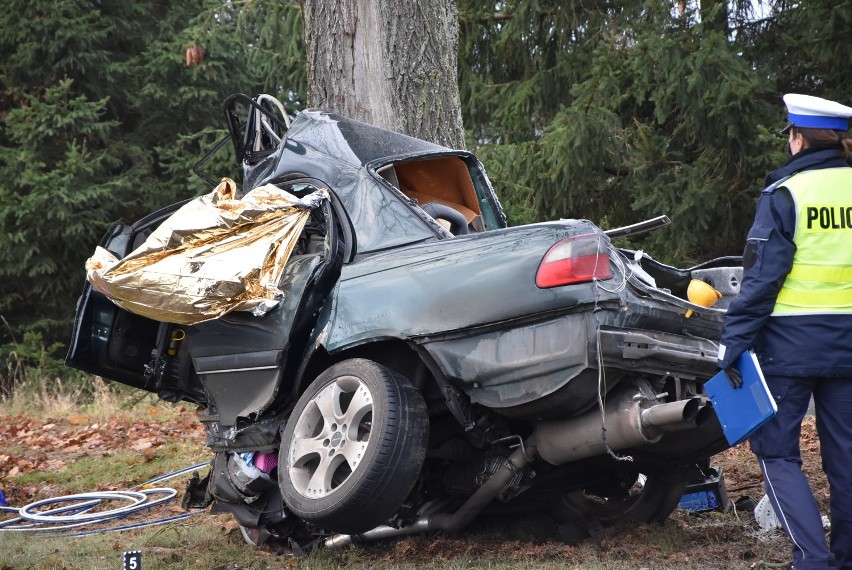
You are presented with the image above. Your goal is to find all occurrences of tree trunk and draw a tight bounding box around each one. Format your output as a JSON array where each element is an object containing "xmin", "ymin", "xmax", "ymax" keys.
[
  {"xmin": 302, "ymin": 0, "xmax": 465, "ymax": 149},
  {"xmin": 699, "ymin": 0, "xmax": 728, "ymax": 33}
]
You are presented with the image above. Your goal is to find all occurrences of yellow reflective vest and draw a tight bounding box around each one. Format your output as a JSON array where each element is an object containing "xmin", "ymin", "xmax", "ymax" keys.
[{"xmin": 773, "ymin": 167, "xmax": 852, "ymax": 315}]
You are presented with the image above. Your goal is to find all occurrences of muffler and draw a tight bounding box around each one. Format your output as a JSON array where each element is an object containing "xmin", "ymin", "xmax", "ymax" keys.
[
  {"xmin": 322, "ymin": 386, "xmax": 711, "ymax": 549},
  {"xmin": 533, "ymin": 388, "xmax": 710, "ymax": 466}
]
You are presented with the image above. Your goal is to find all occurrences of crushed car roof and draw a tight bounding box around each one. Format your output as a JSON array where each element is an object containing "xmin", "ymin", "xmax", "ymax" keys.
[
  {"xmin": 293, "ymin": 110, "xmax": 453, "ymax": 166},
  {"xmin": 243, "ymin": 108, "xmax": 469, "ymax": 191}
]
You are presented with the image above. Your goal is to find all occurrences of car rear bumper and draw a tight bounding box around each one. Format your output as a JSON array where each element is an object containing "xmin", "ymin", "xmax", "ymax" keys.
[{"xmin": 421, "ymin": 303, "xmax": 720, "ymax": 414}]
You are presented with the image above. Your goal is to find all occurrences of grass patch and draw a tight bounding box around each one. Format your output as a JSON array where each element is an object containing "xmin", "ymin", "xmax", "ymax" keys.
[
  {"xmin": 0, "ymin": 369, "xmax": 799, "ymax": 570},
  {"xmin": 0, "ymin": 371, "xmax": 165, "ymax": 420},
  {"xmin": 0, "ymin": 499, "xmax": 792, "ymax": 570},
  {"xmin": 0, "ymin": 515, "xmax": 281, "ymax": 570},
  {"xmin": 10, "ymin": 439, "xmax": 207, "ymax": 494}
]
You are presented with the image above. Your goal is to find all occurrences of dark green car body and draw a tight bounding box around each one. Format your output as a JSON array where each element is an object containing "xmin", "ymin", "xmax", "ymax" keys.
[{"xmin": 67, "ymin": 97, "xmax": 741, "ymax": 542}]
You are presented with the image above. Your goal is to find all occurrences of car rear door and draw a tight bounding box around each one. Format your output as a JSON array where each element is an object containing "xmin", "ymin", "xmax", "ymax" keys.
[
  {"xmin": 65, "ymin": 199, "xmax": 189, "ymax": 393},
  {"xmin": 66, "ymin": 179, "xmax": 346, "ymax": 415}
]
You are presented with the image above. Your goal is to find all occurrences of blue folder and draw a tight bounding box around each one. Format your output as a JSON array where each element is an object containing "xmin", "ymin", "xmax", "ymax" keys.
[{"xmin": 705, "ymin": 351, "xmax": 777, "ymax": 446}]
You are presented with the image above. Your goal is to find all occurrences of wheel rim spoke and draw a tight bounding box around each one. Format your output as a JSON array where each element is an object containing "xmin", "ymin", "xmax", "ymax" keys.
[
  {"xmin": 340, "ymin": 384, "xmax": 372, "ymax": 431},
  {"xmin": 304, "ymin": 453, "xmax": 345, "ymax": 495},
  {"xmin": 340, "ymin": 439, "xmax": 369, "ymax": 470},
  {"xmin": 289, "ymin": 375, "xmax": 374, "ymax": 498},
  {"xmin": 312, "ymin": 380, "xmax": 345, "ymax": 426},
  {"xmin": 290, "ymin": 434, "xmax": 322, "ymax": 464}
]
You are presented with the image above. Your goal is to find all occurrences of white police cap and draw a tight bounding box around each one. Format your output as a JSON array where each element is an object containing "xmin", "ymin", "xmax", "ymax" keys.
[{"xmin": 782, "ymin": 93, "xmax": 852, "ymax": 133}]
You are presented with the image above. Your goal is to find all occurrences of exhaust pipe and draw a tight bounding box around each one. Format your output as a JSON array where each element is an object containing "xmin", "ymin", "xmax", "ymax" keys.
[
  {"xmin": 323, "ymin": 388, "xmax": 710, "ymax": 548},
  {"xmin": 641, "ymin": 396, "xmax": 712, "ymax": 433},
  {"xmin": 534, "ymin": 389, "xmax": 709, "ymax": 466},
  {"xmin": 427, "ymin": 444, "xmax": 534, "ymax": 532},
  {"xmin": 324, "ymin": 519, "xmax": 431, "ymax": 548},
  {"xmin": 324, "ymin": 444, "xmax": 536, "ymax": 548}
]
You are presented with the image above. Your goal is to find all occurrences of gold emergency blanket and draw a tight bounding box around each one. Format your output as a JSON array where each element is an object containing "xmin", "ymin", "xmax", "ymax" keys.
[{"xmin": 86, "ymin": 178, "xmax": 326, "ymax": 325}]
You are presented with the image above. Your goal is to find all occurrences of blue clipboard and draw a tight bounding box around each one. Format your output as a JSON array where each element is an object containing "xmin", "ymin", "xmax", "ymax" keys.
[{"xmin": 705, "ymin": 351, "xmax": 777, "ymax": 446}]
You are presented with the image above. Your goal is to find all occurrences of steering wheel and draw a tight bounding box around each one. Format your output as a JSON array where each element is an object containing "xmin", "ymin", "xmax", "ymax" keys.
[{"xmin": 422, "ymin": 202, "xmax": 469, "ymax": 236}]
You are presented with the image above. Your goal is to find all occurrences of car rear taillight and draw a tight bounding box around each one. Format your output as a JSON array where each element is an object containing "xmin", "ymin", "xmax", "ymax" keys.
[{"xmin": 536, "ymin": 233, "xmax": 612, "ymax": 288}]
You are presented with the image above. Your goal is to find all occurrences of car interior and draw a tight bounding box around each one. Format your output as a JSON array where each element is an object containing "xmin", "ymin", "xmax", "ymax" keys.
[{"xmin": 377, "ymin": 157, "xmax": 485, "ymax": 236}]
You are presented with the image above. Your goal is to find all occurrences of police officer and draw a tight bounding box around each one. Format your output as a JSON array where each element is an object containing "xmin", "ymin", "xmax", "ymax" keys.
[{"xmin": 718, "ymin": 93, "xmax": 852, "ymax": 570}]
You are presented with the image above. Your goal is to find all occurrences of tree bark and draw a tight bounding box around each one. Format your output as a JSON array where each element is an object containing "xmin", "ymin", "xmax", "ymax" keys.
[
  {"xmin": 699, "ymin": 0, "xmax": 728, "ymax": 33},
  {"xmin": 302, "ymin": 0, "xmax": 465, "ymax": 149}
]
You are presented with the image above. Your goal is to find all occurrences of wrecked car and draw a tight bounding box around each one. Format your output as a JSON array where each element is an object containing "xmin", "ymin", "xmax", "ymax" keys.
[{"xmin": 66, "ymin": 93, "xmax": 743, "ymax": 548}]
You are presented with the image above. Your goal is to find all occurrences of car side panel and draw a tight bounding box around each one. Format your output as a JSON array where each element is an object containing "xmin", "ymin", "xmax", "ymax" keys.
[
  {"xmin": 324, "ymin": 222, "xmax": 605, "ymax": 347},
  {"xmin": 423, "ymin": 311, "xmax": 597, "ymax": 410},
  {"xmin": 324, "ymin": 221, "xmax": 726, "ymax": 411},
  {"xmin": 323, "ymin": 222, "xmax": 611, "ymax": 406}
]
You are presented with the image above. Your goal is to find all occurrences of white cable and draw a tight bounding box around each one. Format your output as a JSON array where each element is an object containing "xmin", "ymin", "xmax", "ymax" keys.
[
  {"xmin": 132, "ymin": 461, "xmax": 211, "ymax": 488},
  {"xmin": 594, "ymin": 242, "xmax": 630, "ymax": 294},
  {"xmin": 19, "ymin": 491, "xmax": 148, "ymax": 523},
  {"xmin": 595, "ymin": 326, "xmax": 634, "ymax": 463},
  {"xmin": 17, "ymin": 489, "xmax": 177, "ymax": 524},
  {"xmin": 0, "ymin": 463, "xmax": 209, "ymax": 535},
  {"xmin": 587, "ymin": 237, "xmax": 634, "ymax": 463},
  {"xmin": 2, "ymin": 489, "xmax": 179, "ymax": 533}
]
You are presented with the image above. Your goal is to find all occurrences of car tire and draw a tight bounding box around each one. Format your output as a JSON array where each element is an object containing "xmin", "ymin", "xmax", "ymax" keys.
[
  {"xmin": 279, "ymin": 358, "xmax": 428, "ymax": 534},
  {"xmin": 549, "ymin": 472, "xmax": 687, "ymax": 533}
]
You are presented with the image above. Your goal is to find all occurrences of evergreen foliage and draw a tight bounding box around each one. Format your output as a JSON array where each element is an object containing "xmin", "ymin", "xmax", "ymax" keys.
[
  {"xmin": 0, "ymin": 0, "xmax": 305, "ymax": 354},
  {"xmin": 1, "ymin": 0, "xmax": 848, "ymax": 360},
  {"xmin": 458, "ymin": 0, "xmax": 804, "ymax": 261}
]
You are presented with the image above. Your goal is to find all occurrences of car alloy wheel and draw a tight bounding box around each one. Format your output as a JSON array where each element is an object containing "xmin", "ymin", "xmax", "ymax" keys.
[
  {"xmin": 279, "ymin": 358, "xmax": 428, "ymax": 534},
  {"xmin": 287, "ymin": 373, "xmax": 373, "ymax": 498}
]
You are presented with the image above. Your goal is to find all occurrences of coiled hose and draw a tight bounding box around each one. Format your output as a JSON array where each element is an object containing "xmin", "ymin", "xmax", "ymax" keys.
[{"xmin": 0, "ymin": 461, "xmax": 210, "ymax": 537}]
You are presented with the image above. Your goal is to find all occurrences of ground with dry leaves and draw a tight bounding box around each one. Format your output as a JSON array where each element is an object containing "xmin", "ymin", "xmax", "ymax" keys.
[
  {"xmin": 1, "ymin": 406, "xmax": 206, "ymax": 501},
  {"xmin": 0, "ymin": 408, "xmax": 832, "ymax": 570}
]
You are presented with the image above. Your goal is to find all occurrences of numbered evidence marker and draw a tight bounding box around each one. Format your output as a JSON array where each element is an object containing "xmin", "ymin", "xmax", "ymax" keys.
[{"xmin": 123, "ymin": 550, "xmax": 141, "ymax": 570}]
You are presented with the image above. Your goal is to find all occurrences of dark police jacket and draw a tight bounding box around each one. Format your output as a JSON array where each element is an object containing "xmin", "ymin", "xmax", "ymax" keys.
[{"xmin": 717, "ymin": 146, "xmax": 852, "ymax": 377}]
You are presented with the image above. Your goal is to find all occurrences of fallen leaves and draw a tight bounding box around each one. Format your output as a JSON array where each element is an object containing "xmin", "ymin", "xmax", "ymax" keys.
[
  {"xmin": 0, "ymin": 412, "xmax": 204, "ymax": 481},
  {"xmin": 67, "ymin": 413, "xmax": 91, "ymax": 425},
  {"xmin": 222, "ymin": 519, "xmax": 241, "ymax": 532},
  {"xmin": 131, "ymin": 437, "xmax": 157, "ymax": 451}
]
